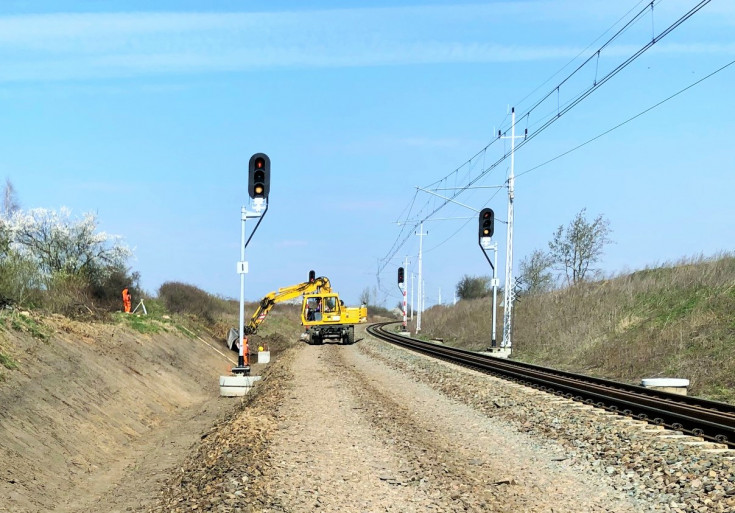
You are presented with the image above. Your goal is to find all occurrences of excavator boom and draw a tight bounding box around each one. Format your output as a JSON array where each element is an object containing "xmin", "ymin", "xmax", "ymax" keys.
[{"xmin": 243, "ymin": 276, "xmax": 331, "ymax": 335}]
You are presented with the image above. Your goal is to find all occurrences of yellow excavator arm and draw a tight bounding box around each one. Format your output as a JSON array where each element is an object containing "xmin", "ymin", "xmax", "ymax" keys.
[{"xmin": 243, "ymin": 276, "xmax": 331, "ymax": 335}]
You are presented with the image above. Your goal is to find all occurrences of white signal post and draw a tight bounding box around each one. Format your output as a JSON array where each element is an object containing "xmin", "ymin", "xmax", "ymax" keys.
[
  {"xmin": 236, "ymin": 199, "xmax": 265, "ymax": 374},
  {"xmin": 402, "ymin": 256, "xmax": 410, "ymax": 330},
  {"xmin": 233, "ymin": 153, "xmax": 270, "ymax": 376},
  {"xmin": 401, "ymin": 283, "xmax": 407, "ymax": 330},
  {"xmin": 410, "ymin": 272, "xmax": 415, "ymax": 321},
  {"xmin": 481, "ymin": 237, "xmax": 499, "ymax": 348},
  {"xmin": 237, "ymin": 205, "xmax": 248, "ymax": 373}
]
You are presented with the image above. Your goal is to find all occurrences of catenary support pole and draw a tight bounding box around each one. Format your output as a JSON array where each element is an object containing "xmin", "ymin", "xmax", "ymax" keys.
[
  {"xmin": 410, "ymin": 272, "xmax": 414, "ymax": 321},
  {"xmin": 502, "ymin": 108, "xmax": 517, "ymax": 349},
  {"xmin": 416, "ymin": 223, "xmax": 426, "ymax": 333}
]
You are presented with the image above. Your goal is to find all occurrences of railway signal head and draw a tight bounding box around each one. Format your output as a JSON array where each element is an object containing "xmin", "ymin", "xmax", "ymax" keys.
[
  {"xmin": 248, "ymin": 153, "xmax": 271, "ymax": 199},
  {"xmin": 398, "ymin": 267, "xmax": 405, "ymax": 285},
  {"xmin": 479, "ymin": 208, "xmax": 494, "ymax": 240},
  {"xmin": 309, "ymin": 270, "xmax": 316, "ymax": 283}
]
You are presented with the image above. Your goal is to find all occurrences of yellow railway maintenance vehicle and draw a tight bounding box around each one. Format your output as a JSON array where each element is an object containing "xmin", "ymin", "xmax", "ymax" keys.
[{"xmin": 243, "ymin": 271, "xmax": 367, "ymax": 345}]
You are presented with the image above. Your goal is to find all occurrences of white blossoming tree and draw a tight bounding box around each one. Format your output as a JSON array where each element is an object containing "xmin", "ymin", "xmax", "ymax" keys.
[
  {"xmin": 1, "ymin": 207, "xmax": 136, "ymax": 312},
  {"xmin": 8, "ymin": 207, "xmax": 131, "ymax": 278}
]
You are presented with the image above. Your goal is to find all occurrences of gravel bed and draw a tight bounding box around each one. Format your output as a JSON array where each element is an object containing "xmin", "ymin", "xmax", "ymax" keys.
[
  {"xmin": 358, "ymin": 333, "xmax": 735, "ymax": 513},
  {"xmin": 141, "ymin": 352, "xmax": 295, "ymax": 513}
]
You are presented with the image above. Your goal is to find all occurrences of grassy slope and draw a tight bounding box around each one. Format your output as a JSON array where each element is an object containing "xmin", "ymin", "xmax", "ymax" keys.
[
  {"xmin": 0, "ymin": 299, "xmax": 304, "ymax": 383},
  {"xmin": 419, "ymin": 254, "xmax": 735, "ymax": 403}
]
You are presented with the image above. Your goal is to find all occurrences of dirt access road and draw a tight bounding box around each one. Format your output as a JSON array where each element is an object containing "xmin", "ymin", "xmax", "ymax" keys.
[
  {"xmin": 149, "ymin": 327, "xmax": 652, "ymax": 512},
  {"xmin": 258, "ymin": 343, "xmax": 645, "ymax": 512}
]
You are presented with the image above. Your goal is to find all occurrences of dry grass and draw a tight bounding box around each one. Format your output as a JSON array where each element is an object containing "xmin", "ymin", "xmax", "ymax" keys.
[{"xmin": 420, "ymin": 253, "xmax": 735, "ymax": 403}]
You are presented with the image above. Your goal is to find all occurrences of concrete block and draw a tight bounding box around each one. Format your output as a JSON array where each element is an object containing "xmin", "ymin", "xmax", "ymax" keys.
[
  {"xmin": 219, "ymin": 375, "xmax": 262, "ymax": 397},
  {"xmin": 641, "ymin": 378, "xmax": 690, "ymax": 396}
]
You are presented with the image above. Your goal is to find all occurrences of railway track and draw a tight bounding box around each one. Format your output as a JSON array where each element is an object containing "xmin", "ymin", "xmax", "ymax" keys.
[{"xmin": 367, "ymin": 322, "xmax": 735, "ymax": 448}]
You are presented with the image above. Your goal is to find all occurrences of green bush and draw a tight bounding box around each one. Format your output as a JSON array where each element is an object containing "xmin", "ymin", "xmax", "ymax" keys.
[
  {"xmin": 456, "ymin": 275, "xmax": 491, "ymax": 300},
  {"xmin": 89, "ymin": 267, "xmax": 141, "ymax": 312},
  {"xmin": 0, "ymin": 253, "xmax": 44, "ymax": 308},
  {"xmin": 43, "ymin": 272, "xmax": 93, "ymax": 317},
  {"xmin": 158, "ymin": 281, "xmax": 228, "ymax": 323}
]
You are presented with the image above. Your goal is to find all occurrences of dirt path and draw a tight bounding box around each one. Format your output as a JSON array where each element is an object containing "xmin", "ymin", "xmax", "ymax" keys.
[{"xmin": 264, "ymin": 341, "xmax": 645, "ymax": 512}]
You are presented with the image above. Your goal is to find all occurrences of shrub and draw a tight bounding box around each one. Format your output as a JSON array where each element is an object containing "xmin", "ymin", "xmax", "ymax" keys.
[
  {"xmin": 89, "ymin": 267, "xmax": 141, "ymax": 312},
  {"xmin": 0, "ymin": 252, "xmax": 43, "ymax": 308},
  {"xmin": 44, "ymin": 272, "xmax": 93, "ymax": 317},
  {"xmin": 158, "ymin": 282, "xmax": 224, "ymax": 322},
  {"xmin": 456, "ymin": 275, "xmax": 491, "ymax": 300}
]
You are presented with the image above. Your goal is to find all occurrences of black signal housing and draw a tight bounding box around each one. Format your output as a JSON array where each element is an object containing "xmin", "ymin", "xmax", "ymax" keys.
[
  {"xmin": 248, "ymin": 153, "xmax": 271, "ymax": 199},
  {"xmin": 479, "ymin": 208, "xmax": 494, "ymax": 240}
]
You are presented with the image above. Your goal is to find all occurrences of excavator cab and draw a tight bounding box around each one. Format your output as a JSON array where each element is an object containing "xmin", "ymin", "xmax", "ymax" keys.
[{"xmin": 302, "ymin": 293, "xmax": 343, "ymax": 325}]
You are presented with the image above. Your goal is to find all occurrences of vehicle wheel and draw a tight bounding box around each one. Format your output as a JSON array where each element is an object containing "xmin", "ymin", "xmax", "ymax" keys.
[{"xmin": 347, "ymin": 326, "xmax": 355, "ymax": 345}]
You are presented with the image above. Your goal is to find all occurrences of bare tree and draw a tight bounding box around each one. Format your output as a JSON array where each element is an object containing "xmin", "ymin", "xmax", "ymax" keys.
[
  {"xmin": 519, "ymin": 249, "xmax": 554, "ymax": 294},
  {"xmin": 2, "ymin": 178, "xmax": 20, "ymax": 217},
  {"xmin": 548, "ymin": 208, "xmax": 612, "ymax": 285},
  {"xmin": 359, "ymin": 287, "xmax": 371, "ymax": 306}
]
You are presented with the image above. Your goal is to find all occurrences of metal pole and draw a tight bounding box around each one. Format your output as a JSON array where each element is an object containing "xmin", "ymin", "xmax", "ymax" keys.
[
  {"xmin": 402, "ymin": 257, "xmax": 408, "ymax": 331},
  {"xmin": 238, "ymin": 206, "xmax": 247, "ymax": 369},
  {"xmin": 423, "ymin": 279, "xmax": 426, "ymax": 316},
  {"xmin": 416, "ymin": 222, "xmax": 425, "ymax": 333},
  {"xmin": 492, "ymin": 243, "xmax": 498, "ymax": 347},
  {"xmin": 410, "ymin": 272, "xmax": 414, "ymax": 321},
  {"xmin": 502, "ymin": 108, "xmax": 516, "ymax": 349}
]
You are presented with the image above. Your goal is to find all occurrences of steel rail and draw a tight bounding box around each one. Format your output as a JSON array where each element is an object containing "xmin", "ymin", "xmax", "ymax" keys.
[{"xmin": 367, "ymin": 322, "xmax": 735, "ymax": 448}]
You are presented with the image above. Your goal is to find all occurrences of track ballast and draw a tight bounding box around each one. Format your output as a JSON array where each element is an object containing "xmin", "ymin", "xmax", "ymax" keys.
[{"xmin": 367, "ymin": 322, "xmax": 735, "ymax": 448}]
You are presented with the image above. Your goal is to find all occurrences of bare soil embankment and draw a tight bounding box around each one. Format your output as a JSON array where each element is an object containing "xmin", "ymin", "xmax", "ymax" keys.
[{"xmin": 0, "ymin": 313, "xmax": 243, "ymax": 513}]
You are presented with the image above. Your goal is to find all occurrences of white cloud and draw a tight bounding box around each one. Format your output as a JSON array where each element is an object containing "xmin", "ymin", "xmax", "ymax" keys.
[{"xmin": 0, "ymin": 3, "xmax": 731, "ymax": 82}]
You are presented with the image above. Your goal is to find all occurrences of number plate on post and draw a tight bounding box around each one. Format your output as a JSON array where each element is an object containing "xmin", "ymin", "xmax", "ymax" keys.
[{"xmin": 237, "ymin": 261, "xmax": 249, "ymax": 274}]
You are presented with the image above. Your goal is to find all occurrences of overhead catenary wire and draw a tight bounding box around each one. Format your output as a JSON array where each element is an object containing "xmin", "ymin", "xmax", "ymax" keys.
[
  {"xmin": 377, "ymin": 0, "xmax": 712, "ymax": 273},
  {"xmin": 516, "ymin": 56, "xmax": 735, "ymax": 180}
]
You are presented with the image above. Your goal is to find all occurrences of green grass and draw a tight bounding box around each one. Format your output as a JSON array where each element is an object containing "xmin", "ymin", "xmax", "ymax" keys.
[
  {"xmin": 3, "ymin": 312, "xmax": 50, "ymax": 340},
  {"xmin": 0, "ymin": 352, "xmax": 17, "ymax": 370},
  {"xmin": 124, "ymin": 313, "xmax": 164, "ymax": 334},
  {"xmin": 419, "ymin": 253, "xmax": 735, "ymax": 403}
]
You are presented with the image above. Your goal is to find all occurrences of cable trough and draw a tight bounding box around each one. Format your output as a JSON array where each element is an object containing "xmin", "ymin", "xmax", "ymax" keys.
[{"xmin": 367, "ymin": 322, "xmax": 735, "ymax": 448}]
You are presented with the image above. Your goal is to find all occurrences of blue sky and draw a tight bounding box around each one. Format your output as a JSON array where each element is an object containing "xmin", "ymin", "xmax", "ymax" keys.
[{"xmin": 1, "ymin": 0, "xmax": 733, "ymax": 308}]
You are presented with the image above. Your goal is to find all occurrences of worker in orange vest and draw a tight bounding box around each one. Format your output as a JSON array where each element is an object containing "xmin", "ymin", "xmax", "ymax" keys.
[{"xmin": 122, "ymin": 288, "xmax": 132, "ymax": 313}]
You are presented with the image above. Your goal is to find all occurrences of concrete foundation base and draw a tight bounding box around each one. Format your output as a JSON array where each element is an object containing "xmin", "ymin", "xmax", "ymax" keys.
[
  {"xmin": 480, "ymin": 347, "xmax": 512, "ymax": 359},
  {"xmin": 257, "ymin": 351, "xmax": 271, "ymax": 364},
  {"xmin": 640, "ymin": 378, "xmax": 689, "ymax": 396},
  {"xmin": 219, "ymin": 375, "xmax": 262, "ymax": 397}
]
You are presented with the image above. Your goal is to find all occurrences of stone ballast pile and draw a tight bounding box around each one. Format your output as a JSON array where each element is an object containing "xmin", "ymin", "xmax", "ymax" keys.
[{"xmin": 359, "ymin": 339, "xmax": 735, "ymax": 513}]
